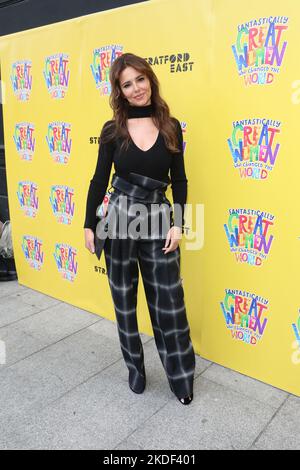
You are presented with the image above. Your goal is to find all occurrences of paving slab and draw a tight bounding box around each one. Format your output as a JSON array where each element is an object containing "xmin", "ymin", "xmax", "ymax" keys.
[
  {"xmin": 1, "ymin": 287, "xmax": 61, "ymax": 329},
  {"xmin": 3, "ymin": 301, "xmax": 100, "ymax": 345},
  {"xmin": 0, "ymin": 319, "xmax": 124, "ymax": 425},
  {"xmin": 0, "ymin": 359, "xmax": 67, "ymax": 429},
  {"xmin": 0, "ymin": 280, "xmax": 28, "ymax": 298},
  {"xmin": 202, "ymin": 363, "xmax": 288, "ymax": 408},
  {"xmin": 113, "ymin": 376, "xmax": 278, "ymax": 450},
  {"xmin": 13, "ymin": 288, "xmax": 61, "ymax": 310},
  {"xmin": 0, "ymin": 339, "xmax": 205, "ymax": 450},
  {"xmin": 6, "ymin": 322, "xmax": 122, "ymax": 393},
  {"xmin": 0, "ymin": 294, "xmax": 41, "ymax": 328},
  {"xmin": 0, "ymin": 321, "xmax": 47, "ymax": 366},
  {"xmin": 0, "ymin": 302, "xmax": 101, "ymax": 366},
  {"xmin": 0, "ymin": 284, "xmax": 297, "ymax": 450},
  {"xmin": 252, "ymin": 394, "xmax": 300, "ymax": 450},
  {"xmin": 0, "ymin": 341, "xmax": 176, "ymax": 449}
]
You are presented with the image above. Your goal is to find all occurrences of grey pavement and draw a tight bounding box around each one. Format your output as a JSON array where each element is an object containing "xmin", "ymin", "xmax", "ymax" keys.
[{"xmin": 0, "ymin": 280, "xmax": 299, "ymax": 450}]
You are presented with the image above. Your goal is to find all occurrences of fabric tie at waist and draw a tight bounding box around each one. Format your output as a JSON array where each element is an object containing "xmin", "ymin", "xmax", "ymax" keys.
[
  {"xmin": 94, "ymin": 172, "xmax": 173, "ymax": 260},
  {"xmin": 111, "ymin": 172, "xmax": 170, "ymax": 204}
]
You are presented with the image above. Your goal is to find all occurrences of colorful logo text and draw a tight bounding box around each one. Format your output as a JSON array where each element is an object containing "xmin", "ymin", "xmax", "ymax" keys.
[
  {"xmin": 17, "ymin": 181, "xmax": 38, "ymax": 217},
  {"xmin": 220, "ymin": 289, "xmax": 269, "ymax": 344},
  {"xmin": 53, "ymin": 243, "xmax": 78, "ymax": 282},
  {"xmin": 50, "ymin": 185, "xmax": 75, "ymax": 224},
  {"xmin": 228, "ymin": 118, "xmax": 281, "ymax": 179},
  {"xmin": 232, "ymin": 16, "xmax": 288, "ymax": 85},
  {"xmin": 43, "ymin": 53, "xmax": 70, "ymax": 98},
  {"xmin": 46, "ymin": 121, "xmax": 72, "ymax": 164},
  {"xmin": 91, "ymin": 45, "xmax": 123, "ymax": 96},
  {"xmin": 10, "ymin": 60, "xmax": 32, "ymax": 100},
  {"xmin": 14, "ymin": 122, "xmax": 35, "ymax": 161},
  {"xmin": 224, "ymin": 208, "xmax": 275, "ymax": 266},
  {"xmin": 22, "ymin": 235, "xmax": 44, "ymax": 270}
]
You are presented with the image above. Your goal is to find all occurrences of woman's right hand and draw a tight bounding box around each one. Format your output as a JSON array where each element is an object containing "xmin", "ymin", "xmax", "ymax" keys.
[{"xmin": 84, "ymin": 228, "xmax": 95, "ymax": 254}]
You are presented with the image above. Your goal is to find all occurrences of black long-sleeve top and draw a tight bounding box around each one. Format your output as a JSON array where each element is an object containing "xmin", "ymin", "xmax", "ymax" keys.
[{"xmin": 84, "ymin": 118, "xmax": 187, "ymax": 233}]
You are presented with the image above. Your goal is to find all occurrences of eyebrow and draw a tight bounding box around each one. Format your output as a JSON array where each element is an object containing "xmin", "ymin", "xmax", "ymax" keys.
[{"xmin": 121, "ymin": 74, "xmax": 144, "ymax": 86}]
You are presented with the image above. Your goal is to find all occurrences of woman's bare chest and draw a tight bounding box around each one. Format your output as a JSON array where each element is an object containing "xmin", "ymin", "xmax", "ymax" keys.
[{"xmin": 127, "ymin": 119, "xmax": 159, "ymax": 152}]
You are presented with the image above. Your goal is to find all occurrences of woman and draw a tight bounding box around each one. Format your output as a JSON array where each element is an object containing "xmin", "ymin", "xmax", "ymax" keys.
[{"xmin": 84, "ymin": 53, "xmax": 195, "ymax": 405}]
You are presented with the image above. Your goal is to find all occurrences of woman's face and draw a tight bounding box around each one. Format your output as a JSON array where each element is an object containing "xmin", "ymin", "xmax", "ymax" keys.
[{"xmin": 119, "ymin": 66, "xmax": 152, "ymax": 106}]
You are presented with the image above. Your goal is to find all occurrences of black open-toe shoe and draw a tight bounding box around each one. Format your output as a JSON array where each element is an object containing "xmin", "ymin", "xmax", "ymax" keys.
[
  {"xmin": 169, "ymin": 381, "xmax": 193, "ymax": 405},
  {"xmin": 178, "ymin": 394, "xmax": 193, "ymax": 405},
  {"xmin": 129, "ymin": 366, "xmax": 146, "ymax": 394}
]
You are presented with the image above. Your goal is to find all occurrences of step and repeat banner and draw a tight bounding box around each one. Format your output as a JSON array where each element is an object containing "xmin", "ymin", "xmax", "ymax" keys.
[{"xmin": 0, "ymin": 0, "xmax": 299, "ymax": 396}]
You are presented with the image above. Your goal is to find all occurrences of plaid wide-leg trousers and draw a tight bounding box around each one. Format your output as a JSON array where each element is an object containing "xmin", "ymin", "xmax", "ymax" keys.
[{"xmin": 103, "ymin": 236, "xmax": 195, "ymax": 398}]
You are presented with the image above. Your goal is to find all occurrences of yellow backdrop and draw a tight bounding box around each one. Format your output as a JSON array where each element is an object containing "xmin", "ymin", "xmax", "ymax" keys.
[{"xmin": 0, "ymin": 0, "xmax": 299, "ymax": 396}]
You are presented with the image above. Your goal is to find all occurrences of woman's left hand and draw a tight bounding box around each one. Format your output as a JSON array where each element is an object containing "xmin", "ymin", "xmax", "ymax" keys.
[{"xmin": 162, "ymin": 226, "xmax": 182, "ymax": 254}]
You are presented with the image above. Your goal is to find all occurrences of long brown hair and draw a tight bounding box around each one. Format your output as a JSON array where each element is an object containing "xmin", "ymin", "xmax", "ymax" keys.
[{"xmin": 101, "ymin": 52, "xmax": 181, "ymax": 154}]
